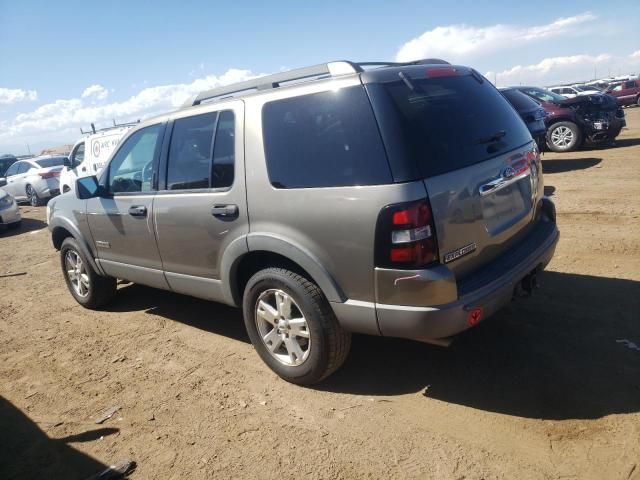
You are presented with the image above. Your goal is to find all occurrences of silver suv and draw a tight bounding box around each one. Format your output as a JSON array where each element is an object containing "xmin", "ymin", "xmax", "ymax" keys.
[{"xmin": 48, "ymin": 60, "xmax": 559, "ymax": 384}]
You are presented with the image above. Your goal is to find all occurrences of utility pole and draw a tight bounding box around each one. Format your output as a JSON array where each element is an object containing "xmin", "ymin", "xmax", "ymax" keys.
[{"xmin": 25, "ymin": 143, "xmax": 31, "ymax": 156}]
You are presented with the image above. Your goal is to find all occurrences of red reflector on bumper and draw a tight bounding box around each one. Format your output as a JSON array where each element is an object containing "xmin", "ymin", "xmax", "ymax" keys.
[{"xmin": 468, "ymin": 307, "xmax": 483, "ymax": 326}]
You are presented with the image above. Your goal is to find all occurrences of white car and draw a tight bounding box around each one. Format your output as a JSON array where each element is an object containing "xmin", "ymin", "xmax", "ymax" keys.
[
  {"xmin": 549, "ymin": 85, "xmax": 601, "ymax": 98},
  {"xmin": 3, "ymin": 156, "xmax": 66, "ymax": 206},
  {"xmin": 0, "ymin": 189, "xmax": 21, "ymax": 229},
  {"xmin": 61, "ymin": 125, "xmax": 134, "ymax": 193}
]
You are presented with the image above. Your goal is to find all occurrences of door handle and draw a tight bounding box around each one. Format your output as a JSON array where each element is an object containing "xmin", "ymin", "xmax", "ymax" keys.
[
  {"xmin": 211, "ymin": 204, "xmax": 238, "ymax": 218},
  {"xmin": 128, "ymin": 205, "xmax": 147, "ymax": 217}
]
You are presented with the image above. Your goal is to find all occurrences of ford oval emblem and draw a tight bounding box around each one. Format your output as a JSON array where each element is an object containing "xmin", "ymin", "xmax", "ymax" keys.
[{"xmin": 502, "ymin": 166, "xmax": 515, "ymax": 179}]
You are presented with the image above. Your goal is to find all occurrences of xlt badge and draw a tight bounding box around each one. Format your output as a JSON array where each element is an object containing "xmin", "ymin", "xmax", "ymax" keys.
[{"xmin": 444, "ymin": 242, "xmax": 477, "ymax": 263}]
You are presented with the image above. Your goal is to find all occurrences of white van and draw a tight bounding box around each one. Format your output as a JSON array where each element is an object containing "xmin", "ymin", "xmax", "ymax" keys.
[{"xmin": 60, "ymin": 124, "xmax": 136, "ymax": 193}]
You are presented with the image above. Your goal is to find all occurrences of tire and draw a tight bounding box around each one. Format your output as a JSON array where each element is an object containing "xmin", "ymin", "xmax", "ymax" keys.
[
  {"xmin": 242, "ymin": 268, "xmax": 351, "ymax": 385},
  {"xmin": 26, "ymin": 185, "xmax": 42, "ymax": 207},
  {"xmin": 546, "ymin": 121, "xmax": 582, "ymax": 152},
  {"xmin": 60, "ymin": 237, "xmax": 116, "ymax": 309}
]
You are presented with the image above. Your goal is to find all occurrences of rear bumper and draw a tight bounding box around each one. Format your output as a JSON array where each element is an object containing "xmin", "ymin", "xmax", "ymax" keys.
[
  {"xmin": 377, "ymin": 219, "xmax": 558, "ymax": 341},
  {"xmin": 34, "ymin": 178, "xmax": 61, "ymax": 199},
  {"xmin": 334, "ymin": 205, "xmax": 559, "ymax": 342}
]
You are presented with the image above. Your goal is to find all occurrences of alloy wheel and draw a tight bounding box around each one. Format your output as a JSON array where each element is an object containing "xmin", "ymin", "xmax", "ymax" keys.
[
  {"xmin": 65, "ymin": 250, "xmax": 90, "ymax": 297},
  {"xmin": 255, "ymin": 289, "xmax": 311, "ymax": 366},
  {"xmin": 551, "ymin": 126, "xmax": 574, "ymax": 148},
  {"xmin": 27, "ymin": 186, "xmax": 37, "ymax": 207}
]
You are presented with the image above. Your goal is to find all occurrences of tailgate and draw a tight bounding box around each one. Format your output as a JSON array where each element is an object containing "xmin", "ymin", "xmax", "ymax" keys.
[{"xmin": 425, "ymin": 141, "xmax": 542, "ymax": 276}]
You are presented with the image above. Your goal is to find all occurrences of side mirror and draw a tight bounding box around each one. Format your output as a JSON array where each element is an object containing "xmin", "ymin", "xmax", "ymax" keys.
[
  {"xmin": 76, "ymin": 175, "xmax": 104, "ymax": 199},
  {"xmin": 0, "ymin": 177, "xmax": 6, "ymax": 187},
  {"xmin": 63, "ymin": 157, "xmax": 72, "ymax": 168}
]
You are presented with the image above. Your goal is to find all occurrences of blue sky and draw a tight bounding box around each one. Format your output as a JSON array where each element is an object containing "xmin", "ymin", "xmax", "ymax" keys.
[{"xmin": 1, "ymin": 0, "xmax": 639, "ymax": 154}]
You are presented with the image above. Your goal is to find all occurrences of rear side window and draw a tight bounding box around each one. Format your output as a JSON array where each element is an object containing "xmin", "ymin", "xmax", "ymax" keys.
[
  {"xmin": 166, "ymin": 110, "xmax": 235, "ymax": 190},
  {"xmin": 262, "ymin": 86, "xmax": 391, "ymax": 188},
  {"xmin": 18, "ymin": 163, "xmax": 32, "ymax": 174},
  {"xmin": 167, "ymin": 113, "xmax": 216, "ymax": 190},
  {"xmin": 382, "ymin": 75, "xmax": 532, "ymax": 178}
]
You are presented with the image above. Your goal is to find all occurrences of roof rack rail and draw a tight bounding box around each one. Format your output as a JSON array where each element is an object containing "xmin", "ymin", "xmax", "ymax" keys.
[
  {"xmin": 187, "ymin": 60, "xmax": 362, "ymax": 107},
  {"xmin": 80, "ymin": 119, "xmax": 140, "ymax": 135},
  {"xmin": 184, "ymin": 58, "xmax": 452, "ymax": 108}
]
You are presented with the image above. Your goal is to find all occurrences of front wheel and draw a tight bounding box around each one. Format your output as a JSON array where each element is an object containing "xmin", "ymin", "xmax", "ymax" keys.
[
  {"xmin": 242, "ymin": 268, "xmax": 351, "ymax": 385},
  {"xmin": 60, "ymin": 237, "xmax": 116, "ymax": 309},
  {"xmin": 546, "ymin": 121, "xmax": 582, "ymax": 152}
]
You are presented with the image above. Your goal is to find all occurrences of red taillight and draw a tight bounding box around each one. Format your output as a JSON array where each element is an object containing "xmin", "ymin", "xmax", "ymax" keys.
[
  {"xmin": 425, "ymin": 67, "xmax": 459, "ymax": 78},
  {"xmin": 39, "ymin": 171, "xmax": 60, "ymax": 179},
  {"xmin": 375, "ymin": 199, "xmax": 439, "ymax": 269}
]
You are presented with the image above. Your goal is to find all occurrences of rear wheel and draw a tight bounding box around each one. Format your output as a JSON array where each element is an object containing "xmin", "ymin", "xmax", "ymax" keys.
[
  {"xmin": 242, "ymin": 268, "xmax": 351, "ymax": 385},
  {"xmin": 546, "ymin": 121, "xmax": 582, "ymax": 152},
  {"xmin": 60, "ymin": 237, "xmax": 116, "ymax": 309},
  {"xmin": 26, "ymin": 185, "xmax": 42, "ymax": 207}
]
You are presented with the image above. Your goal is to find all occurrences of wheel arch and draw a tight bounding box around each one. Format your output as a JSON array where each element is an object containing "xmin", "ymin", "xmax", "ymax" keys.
[
  {"xmin": 222, "ymin": 234, "xmax": 347, "ymax": 307},
  {"xmin": 50, "ymin": 218, "xmax": 105, "ymax": 276}
]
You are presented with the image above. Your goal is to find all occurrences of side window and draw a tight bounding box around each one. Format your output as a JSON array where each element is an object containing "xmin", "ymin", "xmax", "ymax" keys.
[
  {"xmin": 262, "ymin": 86, "xmax": 391, "ymax": 188},
  {"xmin": 167, "ymin": 113, "xmax": 216, "ymax": 190},
  {"xmin": 17, "ymin": 163, "xmax": 31, "ymax": 174},
  {"xmin": 166, "ymin": 110, "xmax": 235, "ymax": 191},
  {"xmin": 71, "ymin": 143, "xmax": 85, "ymax": 168},
  {"xmin": 5, "ymin": 162, "xmax": 20, "ymax": 177},
  {"xmin": 624, "ymin": 81, "xmax": 636, "ymax": 89},
  {"xmin": 108, "ymin": 124, "xmax": 163, "ymax": 194},
  {"xmin": 612, "ymin": 85, "xmax": 622, "ymax": 92},
  {"xmin": 212, "ymin": 111, "xmax": 235, "ymax": 189}
]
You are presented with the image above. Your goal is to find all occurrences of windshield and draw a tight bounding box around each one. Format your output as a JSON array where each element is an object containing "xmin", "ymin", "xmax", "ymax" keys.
[
  {"xmin": 382, "ymin": 74, "xmax": 532, "ymax": 178},
  {"xmin": 519, "ymin": 87, "xmax": 566, "ymax": 103},
  {"xmin": 35, "ymin": 156, "xmax": 67, "ymax": 168}
]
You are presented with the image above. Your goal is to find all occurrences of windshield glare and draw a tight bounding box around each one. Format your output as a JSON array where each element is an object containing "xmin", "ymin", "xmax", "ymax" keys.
[{"xmin": 520, "ymin": 87, "xmax": 566, "ymax": 103}]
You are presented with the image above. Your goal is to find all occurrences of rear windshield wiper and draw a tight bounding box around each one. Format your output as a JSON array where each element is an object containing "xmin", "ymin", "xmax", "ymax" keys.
[{"xmin": 476, "ymin": 130, "xmax": 506, "ymax": 144}]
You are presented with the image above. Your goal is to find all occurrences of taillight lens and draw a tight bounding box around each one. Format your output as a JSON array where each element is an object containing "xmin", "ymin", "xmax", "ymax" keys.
[
  {"xmin": 375, "ymin": 199, "xmax": 439, "ymax": 269},
  {"xmin": 39, "ymin": 171, "xmax": 60, "ymax": 179},
  {"xmin": 425, "ymin": 67, "xmax": 459, "ymax": 78}
]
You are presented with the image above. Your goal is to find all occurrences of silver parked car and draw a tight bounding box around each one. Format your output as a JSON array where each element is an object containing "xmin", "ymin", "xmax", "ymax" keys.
[
  {"xmin": 0, "ymin": 189, "xmax": 21, "ymax": 230},
  {"xmin": 3, "ymin": 156, "xmax": 65, "ymax": 206},
  {"xmin": 48, "ymin": 60, "xmax": 559, "ymax": 384}
]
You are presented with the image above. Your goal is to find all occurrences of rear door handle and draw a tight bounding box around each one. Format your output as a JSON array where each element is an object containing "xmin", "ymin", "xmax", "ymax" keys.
[
  {"xmin": 128, "ymin": 205, "xmax": 147, "ymax": 217},
  {"xmin": 211, "ymin": 204, "xmax": 238, "ymax": 218}
]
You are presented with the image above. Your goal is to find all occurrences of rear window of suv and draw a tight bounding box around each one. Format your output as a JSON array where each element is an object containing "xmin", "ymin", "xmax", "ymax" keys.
[
  {"xmin": 262, "ymin": 86, "xmax": 392, "ymax": 188},
  {"xmin": 382, "ymin": 75, "xmax": 532, "ymax": 178}
]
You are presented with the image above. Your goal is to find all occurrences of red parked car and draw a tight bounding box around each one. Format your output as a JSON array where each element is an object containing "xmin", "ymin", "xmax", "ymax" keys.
[
  {"xmin": 516, "ymin": 86, "xmax": 625, "ymax": 152},
  {"xmin": 605, "ymin": 79, "xmax": 640, "ymax": 107}
]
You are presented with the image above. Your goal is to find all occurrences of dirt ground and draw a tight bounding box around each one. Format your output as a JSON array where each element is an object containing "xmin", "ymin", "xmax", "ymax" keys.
[{"xmin": 1, "ymin": 109, "xmax": 639, "ymax": 480}]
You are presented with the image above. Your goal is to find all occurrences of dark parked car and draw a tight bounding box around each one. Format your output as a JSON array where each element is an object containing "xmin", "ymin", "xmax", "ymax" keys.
[
  {"xmin": 516, "ymin": 86, "xmax": 625, "ymax": 152},
  {"xmin": 605, "ymin": 79, "xmax": 640, "ymax": 107},
  {"xmin": 500, "ymin": 88, "xmax": 547, "ymax": 149},
  {"xmin": 0, "ymin": 154, "xmax": 18, "ymax": 187}
]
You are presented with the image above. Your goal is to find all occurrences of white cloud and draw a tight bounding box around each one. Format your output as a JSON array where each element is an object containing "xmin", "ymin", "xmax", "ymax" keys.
[
  {"xmin": 0, "ymin": 68, "xmax": 258, "ymax": 149},
  {"xmin": 0, "ymin": 87, "xmax": 38, "ymax": 105},
  {"xmin": 485, "ymin": 53, "xmax": 636, "ymax": 86},
  {"xmin": 395, "ymin": 12, "xmax": 596, "ymax": 62},
  {"xmin": 81, "ymin": 84, "xmax": 109, "ymax": 100},
  {"xmin": 630, "ymin": 50, "xmax": 640, "ymax": 61}
]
